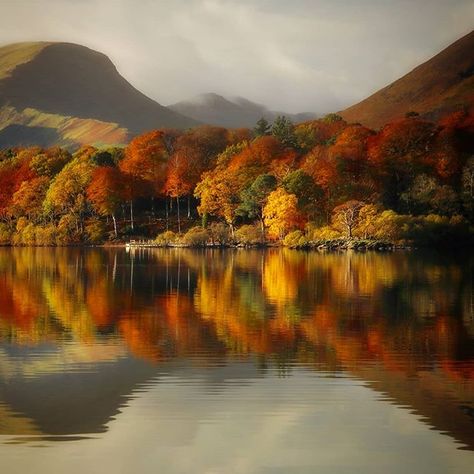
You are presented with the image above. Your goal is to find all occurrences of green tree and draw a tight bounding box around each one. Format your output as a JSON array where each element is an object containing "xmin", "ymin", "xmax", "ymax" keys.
[
  {"xmin": 282, "ymin": 170, "xmax": 322, "ymax": 215},
  {"xmin": 238, "ymin": 174, "xmax": 277, "ymax": 238},
  {"xmin": 253, "ymin": 117, "xmax": 271, "ymax": 137},
  {"xmin": 271, "ymin": 116, "xmax": 296, "ymax": 147}
]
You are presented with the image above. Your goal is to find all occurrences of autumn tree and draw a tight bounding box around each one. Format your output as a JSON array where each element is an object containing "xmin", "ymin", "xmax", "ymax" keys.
[
  {"xmin": 87, "ymin": 166, "xmax": 124, "ymax": 237},
  {"xmin": 263, "ymin": 188, "xmax": 303, "ymax": 240},
  {"xmin": 120, "ymin": 131, "xmax": 168, "ymax": 228},
  {"xmin": 368, "ymin": 117, "xmax": 436, "ymax": 210},
  {"xmin": 400, "ymin": 174, "xmax": 459, "ymax": 216},
  {"xmin": 164, "ymin": 151, "xmax": 193, "ymax": 232},
  {"xmin": 331, "ymin": 200, "xmax": 365, "ymax": 238},
  {"xmin": 194, "ymin": 168, "xmax": 242, "ymax": 237},
  {"xmin": 11, "ymin": 176, "xmax": 50, "ymax": 222},
  {"xmin": 354, "ymin": 204, "xmax": 379, "ymax": 239},
  {"xmin": 43, "ymin": 148, "xmax": 97, "ymax": 236},
  {"xmin": 30, "ymin": 147, "xmax": 71, "ymax": 177}
]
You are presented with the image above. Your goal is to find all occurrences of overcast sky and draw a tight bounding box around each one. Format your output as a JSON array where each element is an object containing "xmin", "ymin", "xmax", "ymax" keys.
[{"xmin": 0, "ymin": 0, "xmax": 473, "ymax": 113}]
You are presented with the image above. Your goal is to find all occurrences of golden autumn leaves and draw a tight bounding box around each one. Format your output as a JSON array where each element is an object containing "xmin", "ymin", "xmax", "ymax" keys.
[{"xmin": 0, "ymin": 110, "xmax": 472, "ymax": 246}]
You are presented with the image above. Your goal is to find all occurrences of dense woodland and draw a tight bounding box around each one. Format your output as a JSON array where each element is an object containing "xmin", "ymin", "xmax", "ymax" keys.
[{"xmin": 0, "ymin": 111, "xmax": 473, "ymax": 248}]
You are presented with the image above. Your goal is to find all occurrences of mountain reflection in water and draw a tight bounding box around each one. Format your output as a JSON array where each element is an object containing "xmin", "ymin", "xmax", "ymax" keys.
[{"xmin": 0, "ymin": 248, "xmax": 472, "ymax": 474}]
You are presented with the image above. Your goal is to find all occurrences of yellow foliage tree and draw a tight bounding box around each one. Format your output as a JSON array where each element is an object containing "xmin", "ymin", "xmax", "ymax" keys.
[
  {"xmin": 354, "ymin": 204, "xmax": 379, "ymax": 239},
  {"xmin": 194, "ymin": 168, "xmax": 241, "ymax": 236},
  {"xmin": 263, "ymin": 188, "xmax": 303, "ymax": 240}
]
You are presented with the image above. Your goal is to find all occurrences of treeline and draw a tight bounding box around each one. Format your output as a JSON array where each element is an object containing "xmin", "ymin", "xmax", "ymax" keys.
[{"xmin": 0, "ymin": 112, "xmax": 473, "ymax": 247}]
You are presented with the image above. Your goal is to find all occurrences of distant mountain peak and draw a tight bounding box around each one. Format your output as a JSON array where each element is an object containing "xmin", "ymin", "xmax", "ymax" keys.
[
  {"xmin": 169, "ymin": 93, "xmax": 316, "ymax": 128},
  {"xmin": 0, "ymin": 41, "xmax": 198, "ymax": 148}
]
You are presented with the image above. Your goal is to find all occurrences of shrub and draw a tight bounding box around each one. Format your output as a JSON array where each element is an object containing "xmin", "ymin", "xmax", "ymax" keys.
[
  {"xmin": 283, "ymin": 230, "xmax": 309, "ymax": 248},
  {"xmin": 0, "ymin": 223, "xmax": 12, "ymax": 244},
  {"xmin": 405, "ymin": 214, "xmax": 472, "ymax": 246},
  {"xmin": 235, "ymin": 224, "xmax": 262, "ymax": 246},
  {"xmin": 85, "ymin": 219, "xmax": 107, "ymax": 244},
  {"xmin": 13, "ymin": 219, "xmax": 36, "ymax": 245},
  {"xmin": 181, "ymin": 226, "xmax": 209, "ymax": 247},
  {"xmin": 208, "ymin": 222, "xmax": 231, "ymax": 245},
  {"xmin": 56, "ymin": 214, "xmax": 79, "ymax": 245},
  {"xmin": 309, "ymin": 225, "xmax": 341, "ymax": 240},
  {"xmin": 155, "ymin": 230, "xmax": 178, "ymax": 246},
  {"xmin": 35, "ymin": 224, "xmax": 57, "ymax": 246}
]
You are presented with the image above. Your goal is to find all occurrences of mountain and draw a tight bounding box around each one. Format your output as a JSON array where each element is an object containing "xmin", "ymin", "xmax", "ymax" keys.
[
  {"xmin": 340, "ymin": 30, "xmax": 474, "ymax": 128},
  {"xmin": 169, "ymin": 93, "xmax": 316, "ymax": 128},
  {"xmin": 0, "ymin": 42, "xmax": 197, "ymax": 148}
]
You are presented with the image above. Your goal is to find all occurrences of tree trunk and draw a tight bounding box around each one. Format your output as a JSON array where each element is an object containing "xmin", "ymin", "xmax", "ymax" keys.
[
  {"xmin": 229, "ymin": 222, "xmax": 235, "ymax": 239},
  {"xmin": 165, "ymin": 198, "xmax": 169, "ymax": 231},
  {"xmin": 187, "ymin": 195, "xmax": 191, "ymax": 218},
  {"xmin": 112, "ymin": 214, "xmax": 118, "ymax": 238},
  {"xmin": 177, "ymin": 196, "xmax": 181, "ymax": 233},
  {"xmin": 260, "ymin": 217, "xmax": 266, "ymax": 243},
  {"xmin": 130, "ymin": 200, "xmax": 134, "ymax": 231}
]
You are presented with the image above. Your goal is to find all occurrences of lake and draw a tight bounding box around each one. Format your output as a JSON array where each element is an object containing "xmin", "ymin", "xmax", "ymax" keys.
[{"xmin": 0, "ymin": 247, "xmax": 472, "ymax": 474}]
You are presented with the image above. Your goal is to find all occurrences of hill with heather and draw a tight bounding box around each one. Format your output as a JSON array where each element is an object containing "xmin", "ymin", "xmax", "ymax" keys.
[
  {"xmin": 169, "ymin": 93, "xmax": 316, "ymax": 128},
  {"xmin": 340, "ymin": 30, "xmax": 474, "ymax": 128},
  {"xmin": 0, "ymin": 42, "xmax": 197, "ymax": 148}
]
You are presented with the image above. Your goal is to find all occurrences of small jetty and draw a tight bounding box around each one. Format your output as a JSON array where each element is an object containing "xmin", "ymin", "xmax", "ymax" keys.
[{"xmin": 125, "ymin": 239, "xmax": 157, "ymax": 249}]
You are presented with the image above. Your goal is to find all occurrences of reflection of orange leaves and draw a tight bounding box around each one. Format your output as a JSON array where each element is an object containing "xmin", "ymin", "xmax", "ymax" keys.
[
  {"xmin": 118, "ymin": 317, "xmax": 163, "ymax": 363},
  {"xmin": 440, "ymin": 359, "xmax": 474, "ymax": 382},
  {"xmin": 0, "ymin": 280, "xmax": 42, "ymax": 330},
  {"xmin": 86, "ymin": 285, "xmax": 118, "ymax": 328}
]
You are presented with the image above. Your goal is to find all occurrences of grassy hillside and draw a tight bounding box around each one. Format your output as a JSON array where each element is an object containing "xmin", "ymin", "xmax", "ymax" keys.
[
  {"xmin": 340, "ymin": 30, "xmax": 474, "ymax": 128},
  {"xmin": 0, "ymin": 42, "xmax": 198, "ymax": 148}
]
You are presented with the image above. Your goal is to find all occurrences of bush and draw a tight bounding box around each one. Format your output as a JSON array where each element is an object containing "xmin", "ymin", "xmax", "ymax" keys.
[
  {"xmin": 56, "ymin": 214, "xmax": 79, "ymax": 245},
  {"xmin": 13, "ymin": 218, "xmax": 36, "ymax": 245},
  {"xmin": 283, "ymin": 230, "xmax": 309, "ymax": 248},
  {"xmin": 405, "ymin": 214, "xmax": 472, "ymax": 247},
  {"xmin": 0, "ymin": 223, "xmax": 12, "ymax": 244},
  {"xmin": 309, "ymin": 225, "xmax": 341, "ymax": 240},
  {"xmin": 85, "ymin": 219, "xmax": 106, "ymax": 244},
  {"xmin": 235, "ymin": 224, "xmax": 262, "ymax": 246},
  {"xmin": 35, "ymin": 224, "xmax": 57, "ymax": 246},
  {"xmin": 181, "ymin": 226, "xmax": 209, "ymax": 247},
  {"xmin": 208, "ymin": 222, "xmax": 231, "ymax": 245},
  {"xmin": 155, "ymin": 230, "xmax": 178, "ymax": 246}
]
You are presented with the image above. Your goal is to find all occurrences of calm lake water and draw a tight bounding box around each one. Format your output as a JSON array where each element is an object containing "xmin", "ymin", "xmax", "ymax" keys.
[{"xmin": 0, "ymin": 247, "xmax": 472, "ymax": 474}]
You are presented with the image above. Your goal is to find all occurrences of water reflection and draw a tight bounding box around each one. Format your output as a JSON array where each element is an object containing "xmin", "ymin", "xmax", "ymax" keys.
[{"xmin": 0, "ymin": 248, "xmax": 472, "ymax": 469}]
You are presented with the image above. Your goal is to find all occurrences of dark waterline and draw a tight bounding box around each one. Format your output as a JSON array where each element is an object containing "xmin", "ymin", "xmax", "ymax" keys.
[{"xmin": 0, "ymin": 247, "xmax": 472, "ymax": 473}]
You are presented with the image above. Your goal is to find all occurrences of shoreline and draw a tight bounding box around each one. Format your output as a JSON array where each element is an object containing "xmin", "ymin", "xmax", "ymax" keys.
[{"xmin": 0, "ymin": 239, "xmax": 410, "ymax": 250}]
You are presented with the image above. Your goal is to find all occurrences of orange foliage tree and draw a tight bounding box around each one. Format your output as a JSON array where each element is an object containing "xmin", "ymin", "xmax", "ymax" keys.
[{"xmin": 87, "ymin": 166, "xmax": 124, "ymax": 237}]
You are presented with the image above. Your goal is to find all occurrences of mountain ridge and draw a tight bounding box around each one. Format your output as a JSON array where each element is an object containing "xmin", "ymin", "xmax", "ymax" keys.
[
  {"xmin": 339, "ymin": 30, "xmax": 474, "ymax": 128},
  {"xmin": 0, "ymin": 41, "xmax": 197, "ymax": 148},
  {"xmin": 169, "ymin": 92, "xmax": 317, "ymax": 128}
]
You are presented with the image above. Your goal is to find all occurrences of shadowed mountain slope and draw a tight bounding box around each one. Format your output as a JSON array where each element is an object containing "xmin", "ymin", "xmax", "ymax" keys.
[
  {"xmin": 340, "ymin": 30, "xmax": 474, "ymax": 128},
  {"xmin": 0, "ymin": 42, "xmax": 197, "ymax": 148}
]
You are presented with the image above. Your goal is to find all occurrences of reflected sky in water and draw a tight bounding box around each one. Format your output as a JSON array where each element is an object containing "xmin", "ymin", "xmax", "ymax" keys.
[{"xmin": 0, "ymin": 248, "xmax": 472, "ymax": 473}]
